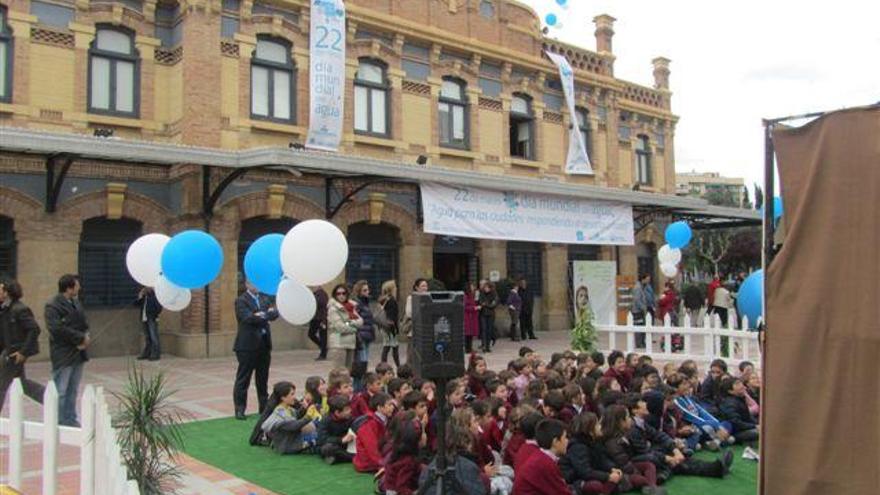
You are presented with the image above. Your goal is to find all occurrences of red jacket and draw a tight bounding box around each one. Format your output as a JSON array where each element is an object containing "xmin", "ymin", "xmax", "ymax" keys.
[
  {"xmin": 558, "ymin": 405, "xmax": 578, "ymax": 424},
  {"xmin": 474, "ymin": 432, "xmax": 494, "ymax": 467},
  {"xmin": 707, "ymin": 279, "xmax": 721, "ymax": 307},
  {"xmin": 350, "ymin": 391, "xmax": 373, "ymax": 419},
  {"xmin": 513, "ymin": 440, "xmax": 541, "ymax": 470},
  {"xmin": 468, "ymin": 374, "xmax": 489, "ymax": 400},
  {"xmin": 603, "ymin": 367, "xmax": 632, "ymax": 393},
  {"xmin": 658, "ymin": 289, "xmax": 679, "ymax": 321},
  {"xmin": 354, "ymin": 412, "xmax": 387, "ymax": 473},
  {"xmin": 512, "ymin": 449, "xmax": 572, "ymax": 495},
  {"xmin": 482, "ymin": 418, "xmax": 504, "ymax": 452},
  {"xmin": 464, "ymin": 292, "xmax": 480, "ymax": 338},
  {"xmin": 381, "ymin": 454, "xmax": 423, "ymax": 495},
  {"xmin": 503, "ymin": 431, "xmax": 525, "ymax": 467}
]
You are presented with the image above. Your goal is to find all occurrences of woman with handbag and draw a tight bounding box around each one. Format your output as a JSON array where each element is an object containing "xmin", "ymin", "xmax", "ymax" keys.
[
  {"xmin": 377, "ymin": 280, "xmax": 401, "ymax": 367},
  {"xmin": 402, "ymin": 278, "xmax": 429, "ymax": 365},
  {"xmin": 327, "ymin": 284, "xmax": 363, "ymax": 369}
]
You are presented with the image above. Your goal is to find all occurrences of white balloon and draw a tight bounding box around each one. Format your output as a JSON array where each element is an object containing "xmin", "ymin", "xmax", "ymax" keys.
[
  {"xmin": 155, "ymin": 274, "xmax": 192, "ymax": 311},
  {"xmin": 657, "ymin": 244, "xmax": 682, "ymax": 265},
  {"xmin": 276, "ymin": 279, "xmax": 317, "ymax": 325},
  {"xmin": 126, "ymin": 234, "xmax": 170, "ymax": 286},
  {"xmin": 660, "ymin": 262, "xmax": 678, "ymax": 278},
  {"xmin": 280, "ymin": 220, "xmax": 349, "ymax": 286}
]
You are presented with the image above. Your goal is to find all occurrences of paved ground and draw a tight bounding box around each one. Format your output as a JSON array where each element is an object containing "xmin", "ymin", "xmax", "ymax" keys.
[{"xmin": 0, "ymin": 330, "xmax": 725, "ymax": 493}]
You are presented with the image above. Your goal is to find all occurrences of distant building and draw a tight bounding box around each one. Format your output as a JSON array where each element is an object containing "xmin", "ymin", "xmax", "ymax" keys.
[{"xmin": 676, "ymin": 171, "xmax": 745, "ymax": 206}]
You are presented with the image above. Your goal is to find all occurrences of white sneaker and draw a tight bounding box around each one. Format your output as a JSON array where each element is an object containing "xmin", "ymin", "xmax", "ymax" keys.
[
  {"xmin": 742, "ymin": 446, "xmax": 760, "ymax": 461},
  {"xmin": 726, "ymin": 435, "xmax": 736, "ymax": 445}
]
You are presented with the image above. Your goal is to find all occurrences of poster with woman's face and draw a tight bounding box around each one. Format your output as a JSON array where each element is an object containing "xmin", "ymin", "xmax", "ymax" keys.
[{"xmin": 572, "ymin": 261, "xmax": 617, "ymax": 325}]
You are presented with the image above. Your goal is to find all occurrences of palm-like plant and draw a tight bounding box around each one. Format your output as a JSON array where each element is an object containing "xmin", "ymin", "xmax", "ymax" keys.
[
  {"xmin": 571, "ymin": 307, "xmax": 597, "ymax": 352},
  {"xmin": 112, "ymin": 365, "xmax": 190, "ymax": 494}
]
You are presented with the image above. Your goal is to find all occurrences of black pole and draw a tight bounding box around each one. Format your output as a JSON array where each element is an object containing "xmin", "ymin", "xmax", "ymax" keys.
[
  {"xmin": 203, "ymin": 166, "xmax": 212, "ymax": 358},
  {"xmin": 435, "ymin": 378, "xmax": 448, "ymax": 495},
  {"xmin": 762, "ymin": 122, "xmax": 776, "ymax": 272}
]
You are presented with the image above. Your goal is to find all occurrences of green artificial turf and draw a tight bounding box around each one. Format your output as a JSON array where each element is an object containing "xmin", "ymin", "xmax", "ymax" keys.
[{"xmin": 179, "ymin": 416, "xmax": 757, "ymax": 495}]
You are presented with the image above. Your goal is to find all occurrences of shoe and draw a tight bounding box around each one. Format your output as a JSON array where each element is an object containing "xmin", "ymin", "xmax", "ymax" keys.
[
  {"xmin": 722, "ymin": 449, "xmax": 734, "ymax": 475},
  {"xmin": 315, "ymin": 355, "xmax": 327, "ymax": 361},
  {"xmin": 529, "ymin": 336, "xmax": 537, "ymax": 340},
  {"xmin": 148, "ymin": 356, "xmax": 159, "ymax": 361},
  {"xmin": 136, "ymin": 355, "xmax": 148, "ymax": 360},
  {"xmin": 705, "ymin": 439, "xmax": 721, "ymax": 451},
  {"xmin": 695, "ymin": 443, "xmax": 702, "ymax": 451},
  {"xmin": 323, "ymin": 456, "xmax": 336, "ymax": 465},
  {"xmin": 726, "ymin": 435, "xmax": 736, "ymax": 445},
  {"xmin": 235, "ymin": 410, "xmax": 247, "ymax": 420}
]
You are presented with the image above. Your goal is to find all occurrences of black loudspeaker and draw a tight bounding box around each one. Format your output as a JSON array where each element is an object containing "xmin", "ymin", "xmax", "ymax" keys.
[{"xmin": 411, "ymin": 292, "xmax": 465, "ymax": 380}]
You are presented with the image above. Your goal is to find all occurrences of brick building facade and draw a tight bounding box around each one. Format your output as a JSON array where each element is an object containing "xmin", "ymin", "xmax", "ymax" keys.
[{"xmin": 0, "ymin": 0, "xmax": 699, "ymax": 359}]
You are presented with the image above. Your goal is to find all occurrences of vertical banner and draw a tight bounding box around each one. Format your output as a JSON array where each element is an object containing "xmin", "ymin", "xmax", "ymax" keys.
[
  {"xmin": 572, "ymin": 261, "xmax": 616, "ymax": 325},
  {"xmin": 545, "ymin": 51, "xmax": 593, "ymax": 175},
  {"xmin": 305, "ymin": 0, "xmax": 346, "ymax": 151}
]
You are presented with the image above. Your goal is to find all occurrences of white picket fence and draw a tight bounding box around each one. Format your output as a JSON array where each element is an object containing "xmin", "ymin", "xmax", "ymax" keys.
[
  {"xmin": 0, "ymin": 379, "xmax": 139, "ymax": 495},
  {"xmin": 596, "ymin": 312, "xmax": 761, "ymax": 366}
]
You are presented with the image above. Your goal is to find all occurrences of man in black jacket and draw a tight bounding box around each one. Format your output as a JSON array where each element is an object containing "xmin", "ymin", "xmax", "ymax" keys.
[
  {"xmin": 45, "ymin": 274, "xmax": 90, "ymax": 427},
  {"xmin": 135, "ymin": 286, "xmax": 162, "ymax": 361},
  {"xmin": 0, "ymin": 280, "xmax": 45, "ymax": 408},
  {"xmin": 518, "ymin": 277, "xmax": 537, "ymax": 340},
  {"xmin": 233, "ymin": 279, "xmax": 279, "ymax": 420}
]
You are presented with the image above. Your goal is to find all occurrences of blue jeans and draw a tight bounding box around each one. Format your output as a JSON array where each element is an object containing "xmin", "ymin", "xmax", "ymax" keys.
[
  {"xmin": 53, "ymin": 362, "xmax": 84, "ymax": 427},
  {"xmin": 354, "ymin": 341, "xmax": 371, "ymax": 391}
]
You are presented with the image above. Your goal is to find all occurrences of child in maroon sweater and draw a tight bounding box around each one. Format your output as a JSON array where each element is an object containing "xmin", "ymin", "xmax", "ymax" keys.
[
  {"xmin": 350, "ymin": 372, "xmax": 383, "ymax": 419},
  {"xmin": 354, "ymin": 393, "xmax": 393, "ymax": 473},
  {"xmin": 380, "ymin": 411, "xmax": 424, "ymax": 495},
  {"xmin": 512, "ymin": 419, "xmax": 571, "ymax": 495}
]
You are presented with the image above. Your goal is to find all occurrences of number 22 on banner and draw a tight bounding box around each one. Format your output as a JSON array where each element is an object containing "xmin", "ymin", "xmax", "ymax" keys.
[{"xmin": 315, "ymin": 26, "xmax": 342, "ymax": 51}]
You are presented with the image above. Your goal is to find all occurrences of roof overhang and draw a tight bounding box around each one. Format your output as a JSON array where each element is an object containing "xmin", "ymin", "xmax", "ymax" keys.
[{"xmin": 0, "ymin": 126, "xmax": 760, "ymax": 227}]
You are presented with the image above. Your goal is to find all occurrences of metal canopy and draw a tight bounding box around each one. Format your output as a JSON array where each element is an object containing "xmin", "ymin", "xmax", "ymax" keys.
[{"xmin": 0, "ymin": 126, "xmax": 760, "ymax": 227}]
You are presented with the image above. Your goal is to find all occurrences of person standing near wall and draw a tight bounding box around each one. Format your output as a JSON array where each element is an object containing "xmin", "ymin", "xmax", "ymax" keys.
[
  {"xmin": 308, "ymin": 286, "xmax": 329, "ymax": 361},
  {"xmin": 0, "ymin": 280, "xmax": 45, "ymax": 409},
  {"xmin": 135, "ymin": 286, "xmax": 162, "ymax": 361},
  {"xmin": 45, "ymin": 274, "xmax": 90, "ymax": 427},
  {"xmin": 518, "ymin": 277, "xmax": 537, "ymax": 340},
  {"xmin": 632, "ymin": 273, "xmax": 650, "ymax": 349},
  {"xmin": 478, "ymin": 282, "xmax": 498, "ymax": 352},
  {"xmin": 233, "ymin": 279, "xmax": 279, "ymax": 420}
]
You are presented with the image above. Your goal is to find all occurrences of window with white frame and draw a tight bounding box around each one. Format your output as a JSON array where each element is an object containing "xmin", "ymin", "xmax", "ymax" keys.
[
  {"xmin": 509, "ymin": 94, "xmax": 534, "ymax": 160},
  {"xmin": 439, "ymin": 78, "xmax": 468, "ymax": 148},
  {"xmin": 89, "ymin": 27, "xmax": 139, "ymax": 116},
  {"xmin": 0, "ymin": 6, "xmax": 11, "ymax": 103},
  {"xmin": 251, "ymin": 37, "xmax": 295, "ymax": 122},
  {"xmin": 354, "ymin": 59, "xmax": 389, "ymax": 136},
  {"xmin": 635, "ymin": 134, "xmax": 652, "ymax": 185}
]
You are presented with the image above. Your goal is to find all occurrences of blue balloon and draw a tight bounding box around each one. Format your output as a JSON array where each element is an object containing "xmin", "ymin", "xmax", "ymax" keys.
[
  {"xmin": 161, "ymin": 230, "xmax": 224, "ymax": 289},
  {"xmin": 759, "ymin": 196, "xmax": 784, "ymax": 220},
  {"xmin": 556, "ymin": 0, "xmax": 568, "ymax": 5},
  {"xmin": 545, "ymin": 13, "xmax": 557, "ymax": 26},
  {"xmin": 665, "ymin": 221, "xmax": 693, "ymax": 249},
  {"xmin": 244, "ymin": 234, "xmax": 284, "ymax": 295},
  {"xmin": 737, "ymin": 270, "xmax": 764, "ymax": 329}
]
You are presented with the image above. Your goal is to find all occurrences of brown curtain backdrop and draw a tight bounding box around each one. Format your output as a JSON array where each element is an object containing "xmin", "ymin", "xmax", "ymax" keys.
[{"xmin": 763, "ymin": 106, "xmax": 880, "ymax": 494}]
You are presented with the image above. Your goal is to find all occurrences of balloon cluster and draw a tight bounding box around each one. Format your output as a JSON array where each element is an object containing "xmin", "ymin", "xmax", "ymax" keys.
[
  {"xmin": 544, "ymin": 0, "xmax": 569, "ymax": 29},
  {"xmin": 245, "ymin": 220, "xmax": 349, "ymax": 325},
  {"xmin": 657, "ymin": 221, "xmax": 693, "ymax": 278},
  {"xmin": 126, "ymin": 230, "xmax": 224, "ymax": 311}
]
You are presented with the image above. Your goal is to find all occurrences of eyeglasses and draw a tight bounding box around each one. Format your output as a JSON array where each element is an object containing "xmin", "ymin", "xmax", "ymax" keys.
[{"xmin": 335, "ymin": 291, "xmax": 348, "ymax": 297}]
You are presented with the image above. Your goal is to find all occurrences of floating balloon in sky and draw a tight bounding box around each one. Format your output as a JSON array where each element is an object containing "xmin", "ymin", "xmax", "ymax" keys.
[{"xmin": 545, "ymin": 13, "xmax": 558, "ymax": 26}]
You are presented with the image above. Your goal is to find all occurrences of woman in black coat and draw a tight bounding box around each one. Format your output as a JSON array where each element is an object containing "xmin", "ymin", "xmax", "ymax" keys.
[{"xmin": 351, "ymin": 280, "xmax": 376, "ymax": 386}]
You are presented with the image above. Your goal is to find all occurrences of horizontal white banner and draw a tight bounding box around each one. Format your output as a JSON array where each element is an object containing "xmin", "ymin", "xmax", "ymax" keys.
[{"xmin": 421, "ymin": 182, "xmax": 634, "ymax": 246}]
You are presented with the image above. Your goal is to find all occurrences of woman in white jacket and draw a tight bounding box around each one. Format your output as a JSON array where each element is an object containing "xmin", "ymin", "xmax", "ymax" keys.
[{"xmin": 326, "ymin": 284, "xmax": 363, "ymax": 368}]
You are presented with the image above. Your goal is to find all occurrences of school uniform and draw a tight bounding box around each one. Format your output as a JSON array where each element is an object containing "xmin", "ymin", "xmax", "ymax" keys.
[
  {"xmin": 559, "ymin": 436, "xmax": 617, "ymax": 495},
  {"xmin": 317, "ymin": 413, "xmax": 354, "ymax": 463},
  {"xmin": 354, "ymin": 411, "xmax": 388, "ymax": 473},
  {"xmin": 503, "ymin": 431, "xmax": 526, "ymax": 467},
  {"xmin": 350, "ymin": 390, "xmax": 373, "ymax": 419},
  {"xmin": 382, "ymin": 454, "xmax": 423, "ymax": 495},
  {"xmin": 512, "ymin": 448, "xmax": 571, "ymax": 495},
  {"xmin": 513, "ymin": 439, "xmax": 541, "ymax": 470}
]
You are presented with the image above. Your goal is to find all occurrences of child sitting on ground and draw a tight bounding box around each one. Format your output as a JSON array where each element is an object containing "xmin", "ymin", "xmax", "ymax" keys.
[
  {"xmin": 354, "ymin": 392, "xmax": 395, "ymax": 473},
  {"xmin": 380, "ymin": 411, "xmax": 425, "ymax": 495},
  {"xmin": 317, "ymin": 394, "xmax": 356, "ymax": 465},
  {"xmin": 253, "ymin": 381, "xmax": 318, "ymax": 455}
]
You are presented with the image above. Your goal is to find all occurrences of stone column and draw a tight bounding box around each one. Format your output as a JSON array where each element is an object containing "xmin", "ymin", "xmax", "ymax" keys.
[
  {"xmin": 541, "ymin": 244, "xmax": 569, "ymax": 332},
  {"xmin": 400, "ymin": 231, "xmax": 434, "ymax": 292},
  {"xmin": 16, "ymin": 217, "xmax": 82, "ymax": 361},
  {"xmin": 478, "ymin": 239, "xmax": 506, "ymax": 282}
]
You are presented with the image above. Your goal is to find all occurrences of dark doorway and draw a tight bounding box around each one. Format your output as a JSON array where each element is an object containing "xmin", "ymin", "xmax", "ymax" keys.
[
  {"xmin": 347, "ymin": 222, "xmax": 399, "ymax": 299},
  {"xmin": 433, "ymin": 236, "xmax": 478, "ymax": 291}
]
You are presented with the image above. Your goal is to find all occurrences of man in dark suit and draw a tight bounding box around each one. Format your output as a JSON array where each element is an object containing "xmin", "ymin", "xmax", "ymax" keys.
[
  {"xmin": 0, "ymin": 280, "xmax": 45, "ymax": 409},
  {"xmin": 45, "ymin": 274, "xmax": 90, "ymax": 427},
  {"xmin": 135, "ymin": 286, "xmax": 162, "ymax": 361},
  {"xmin": 233, "ymin": 279, "xmax": 279, "ymax": 420}
]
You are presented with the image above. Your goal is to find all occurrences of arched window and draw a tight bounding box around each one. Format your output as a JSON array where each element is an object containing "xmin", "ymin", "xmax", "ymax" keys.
[
  {"xmin": 635, "ymin": 134, "xmax": 652, "ymax": 185},
  {"xmin": 0, "ymin": 215, "xmax": 15, "ymax": 279},
  {"xmin": 238, "ymin": 216, "xmax": 298, "ymax": 286},
  {"xmin": 346, "ymin": 223, "xmax": 399, "ymax": 299},
  {"xmin": 509, "ymin": 93, "xmax": 534, "ymax": 160},
  {"xmin": 251, "ymin": 36, "xmax": 295, "ymax": 122},
  {"xmin": 89, "ymin": 26, "xmax": 139, "ymax": 116},
  {"xmin": 78, "ymin": 217, "xmax": 142, "ymax": 307},
  {"xmin": 0, "ymin": 6, "xmax": 12, "ymax": 103},
  {"xmin": 354, "ymin": 59, "xmax": 389, "ymax": 136},
  {"xmin": 507, "ymin": 241, "xmax": 542, "ymax": 296},
  {"xmin": 575, "ymin": 107, "xmax": 591, "ymax": 159},
  {"xmin": 439, "ymin": 78, "xmax": 468, "ymax": 148}
]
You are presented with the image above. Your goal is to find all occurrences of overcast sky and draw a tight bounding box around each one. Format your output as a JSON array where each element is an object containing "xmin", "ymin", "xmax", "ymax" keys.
[{"xmin": 523, "ymin": 0, "xmax": 880, "ymax": 195}]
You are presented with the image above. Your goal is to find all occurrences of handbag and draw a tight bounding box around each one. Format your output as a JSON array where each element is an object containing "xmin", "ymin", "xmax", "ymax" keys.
[{"xmin": 373, "ymin": 301, "xmax": 393, "ymax": 331}]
